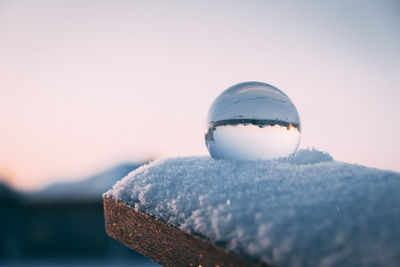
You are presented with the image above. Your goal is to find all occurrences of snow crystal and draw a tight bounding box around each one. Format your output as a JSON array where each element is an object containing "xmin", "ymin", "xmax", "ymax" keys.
[{"xmin": 104, "ymin": 149, "xmax": 400, "ymax": 267}]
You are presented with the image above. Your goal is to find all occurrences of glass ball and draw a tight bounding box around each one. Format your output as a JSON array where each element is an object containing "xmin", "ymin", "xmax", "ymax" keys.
[{"xmin": 205, "ymin": 81, "xmax": 301, "ymax": 161}]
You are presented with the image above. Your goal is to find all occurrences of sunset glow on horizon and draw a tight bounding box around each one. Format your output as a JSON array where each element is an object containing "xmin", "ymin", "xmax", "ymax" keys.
[{"xmin": 1, "ymin": 0, "xmax": 399, "ymax": 190}]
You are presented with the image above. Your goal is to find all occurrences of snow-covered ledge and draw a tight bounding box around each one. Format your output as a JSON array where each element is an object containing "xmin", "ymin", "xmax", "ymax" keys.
[{"xmin": 103, "ymin": 149, "xmax": 400, "ymax": 267}]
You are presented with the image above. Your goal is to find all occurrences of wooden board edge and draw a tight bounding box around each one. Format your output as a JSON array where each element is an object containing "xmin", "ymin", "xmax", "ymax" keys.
[{"xmin": 103, "ymin": 196, "xmax": 264, "ymax": 267}]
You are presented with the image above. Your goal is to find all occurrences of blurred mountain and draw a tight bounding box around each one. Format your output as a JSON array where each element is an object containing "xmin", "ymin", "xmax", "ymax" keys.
[
  {"xmin": 0, "ymin": 181, "xmax": 22, "ymax": 212},
  {"xmin": 0, "ymin": 181, "xmax": 18, "ymax": 202},
  {"xmin": 0, "ymin": 161, "xmax": 159, "ymax": 265},
  {"xmin": 29, "ymin": 162, "xmax": 145, "ymax": 202}
]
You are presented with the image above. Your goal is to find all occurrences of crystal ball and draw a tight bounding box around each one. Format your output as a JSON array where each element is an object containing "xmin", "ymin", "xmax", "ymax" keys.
[{"xmin": 205, "ymin": 81, "xmax": 301, "ymax": 161}]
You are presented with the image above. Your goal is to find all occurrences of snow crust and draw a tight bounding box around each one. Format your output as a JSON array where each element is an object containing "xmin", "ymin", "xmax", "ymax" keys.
[{"xmin": 105, "ymin": 149, "xmax": 400, "ymax": 267}]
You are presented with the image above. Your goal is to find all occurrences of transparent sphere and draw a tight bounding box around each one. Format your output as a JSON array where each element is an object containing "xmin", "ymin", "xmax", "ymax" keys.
[{"xmin": 205, "ymin": 81, "xmax": 301, "ymax": 161}]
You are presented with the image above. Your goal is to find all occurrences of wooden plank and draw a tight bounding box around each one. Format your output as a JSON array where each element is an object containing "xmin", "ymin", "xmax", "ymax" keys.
[{"xmin": 104, "ymin": 196, "xmax": 265, "ymax": 267}]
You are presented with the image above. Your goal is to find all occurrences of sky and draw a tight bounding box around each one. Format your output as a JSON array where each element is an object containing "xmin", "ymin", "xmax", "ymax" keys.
[{"xmin": 0, "ymin": 0, "xmax": 399, "ymax": 190}]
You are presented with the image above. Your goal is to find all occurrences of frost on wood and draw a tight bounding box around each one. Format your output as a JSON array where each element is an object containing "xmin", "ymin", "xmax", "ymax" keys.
[{"xmin": 104, "ymin": 149, "xmax": 400, "ymax": 267}]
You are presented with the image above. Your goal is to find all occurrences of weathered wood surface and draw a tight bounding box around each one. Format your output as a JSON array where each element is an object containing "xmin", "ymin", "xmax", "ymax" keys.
[{"xmin": 104, "ymin": 196, "xmax": 264, "ymax": 267}]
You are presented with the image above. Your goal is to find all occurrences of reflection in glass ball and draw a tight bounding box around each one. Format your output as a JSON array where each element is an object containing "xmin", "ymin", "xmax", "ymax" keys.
[{"xmin": 205, "ymin": 81, "xmax": 301, "ymax": 161}]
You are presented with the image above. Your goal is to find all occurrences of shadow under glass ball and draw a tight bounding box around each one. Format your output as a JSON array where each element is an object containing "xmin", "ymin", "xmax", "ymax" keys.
[{"xmin": 205, "ymin": 81, "xmax": 301, "ymax": 161}]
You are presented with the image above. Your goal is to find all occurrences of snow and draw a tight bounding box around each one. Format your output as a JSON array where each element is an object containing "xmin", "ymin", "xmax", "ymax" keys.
[{"xmin": 104, "ymin": 149, "xmax": 400, "ymax": 267}]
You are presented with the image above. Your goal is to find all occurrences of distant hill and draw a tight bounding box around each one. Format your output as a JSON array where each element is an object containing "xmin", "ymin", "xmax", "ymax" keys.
[
  {"xmin": 0, "ymin": 181, "xmax": 20, "ymax": 206},
  {"xmin": 0, "ymin": 162, "xmax": 157, "ymax": 263},
  {"xmin": 29, "ymin": 162, "xmax": 147, "ymax": 202},
  {"xmin": 0, "ymin": 181, "xmax": 14, "ymax": 197}
]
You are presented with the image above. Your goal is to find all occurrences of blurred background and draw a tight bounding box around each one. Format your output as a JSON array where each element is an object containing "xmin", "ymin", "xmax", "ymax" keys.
[{"xmin": 0, "ymin": 0, "xmax": 399, "ymax": 266}]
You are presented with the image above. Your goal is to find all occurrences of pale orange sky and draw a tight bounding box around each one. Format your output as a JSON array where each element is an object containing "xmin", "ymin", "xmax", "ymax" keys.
[{"xmin": 1, "ymin": 0, "xmax": 399, "ymax": 190}]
